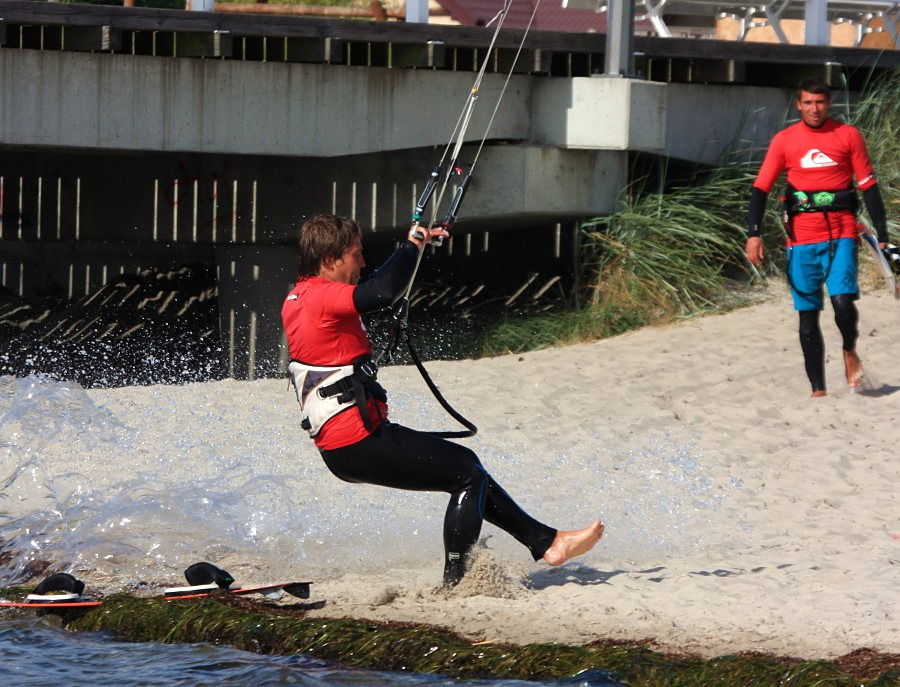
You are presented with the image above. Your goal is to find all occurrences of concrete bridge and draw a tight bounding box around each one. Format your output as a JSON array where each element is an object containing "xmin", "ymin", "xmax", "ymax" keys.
[{"xmin": 1, "ymin": 1, "xmax": 897, "ymax": 378}]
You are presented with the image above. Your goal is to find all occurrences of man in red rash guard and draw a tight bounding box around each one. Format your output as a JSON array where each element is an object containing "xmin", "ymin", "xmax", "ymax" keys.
[
  {"xmin": 745, "ymin": 77, "xmax": 890, "ymax": 396},
  {"xmin": 281, "ymin": 213, "xmax": 604, "ymax": 587}
]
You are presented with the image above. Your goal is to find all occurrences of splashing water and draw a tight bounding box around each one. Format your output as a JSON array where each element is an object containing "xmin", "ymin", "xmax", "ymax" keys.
[{"xmin": 0, "ymin": 374, "xmax": 744, "ymax": 589}]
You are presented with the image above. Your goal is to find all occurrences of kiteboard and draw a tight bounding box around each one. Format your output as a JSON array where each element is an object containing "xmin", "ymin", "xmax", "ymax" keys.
[
  {"xmin": 163, "ymin": 581, "xmax": 311, "ymax": 600},
  {"xmin": 858, "ymin": 219, "xmax": 900, "ymax": 299},
  {"xmin": 0, "ymin": 564, "xmax": 311, "ymax": 610},
  {"xmin": 0, "ymin": 593, "xmax": 103, "ymax": 609}
]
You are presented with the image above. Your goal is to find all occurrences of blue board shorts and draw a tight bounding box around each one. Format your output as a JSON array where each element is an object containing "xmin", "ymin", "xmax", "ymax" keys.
[{"xmin": 787, "ymin": 237, "xmax": 859, "ymax": 311}]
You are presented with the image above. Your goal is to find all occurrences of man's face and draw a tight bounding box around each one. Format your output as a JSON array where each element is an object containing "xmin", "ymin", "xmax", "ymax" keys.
[
  {"xmin": 796, "ymin": 90, "xmax": 830, "ymax": 128},
  {"xmin": 327, "ymin": 237, "xmax": 365, "ymax": 285}
]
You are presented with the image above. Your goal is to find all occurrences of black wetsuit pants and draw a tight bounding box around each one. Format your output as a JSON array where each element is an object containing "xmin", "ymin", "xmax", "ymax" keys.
[
  {"xmin": 319, "ymin": 422, "xmax": 557, "ymax": 587},
  {"xmin": 798, "ymin": 293, "xmax": 859, "ymax": 392}
]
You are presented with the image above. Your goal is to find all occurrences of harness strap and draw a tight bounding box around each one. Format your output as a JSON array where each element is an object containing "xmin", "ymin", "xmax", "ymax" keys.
[
  {"xmin": 317, "ymin": 359, "xmax": 378, "ymax": 404},
  {"xmin": 782, "ymin": 193, "xmax": 842, "ymax": 298},
  {"xmin": 783, "ymin": 185, "xmax": 858, "ymax": 216},
  {"xmin": 289, "ymin": 356, "xmax": 384, "ymax": 435}
]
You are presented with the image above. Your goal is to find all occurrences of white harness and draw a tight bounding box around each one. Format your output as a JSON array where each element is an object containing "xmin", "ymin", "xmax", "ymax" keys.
[{"xmin": 288, "ymin": 359, "xmax": 378, "ymax": 437}]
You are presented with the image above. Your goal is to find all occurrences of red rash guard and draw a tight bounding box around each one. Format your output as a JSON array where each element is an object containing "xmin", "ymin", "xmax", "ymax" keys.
[
  {"xmin": 281, "ymin": 276, "xmax": 387, "ymax": 450},
  {"xmin": 753, "ymin": 118, "xmax": 878, "ymax": 245}
]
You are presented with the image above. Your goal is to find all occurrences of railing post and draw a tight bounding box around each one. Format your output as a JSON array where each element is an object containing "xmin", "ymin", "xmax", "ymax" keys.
[
  {"xmin": 406, "ymin": 0, "xmax": 430, "ymax": 23},
  {"xmin": 186, "ymin": 0, "xmax": 216, "ymax": 11},
  {"xmin": 605, "ymin": 0, "xmax": 635, "ymax": 76},
  {"xmin": 804, "ymin": 0, "xmax": 829, "ymax": 46}
]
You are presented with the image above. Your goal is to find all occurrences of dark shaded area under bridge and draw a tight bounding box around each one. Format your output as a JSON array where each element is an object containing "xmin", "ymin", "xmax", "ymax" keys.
[{"xmin": 0, "ymin": 239, "xmax": 573, "ymax": 387}]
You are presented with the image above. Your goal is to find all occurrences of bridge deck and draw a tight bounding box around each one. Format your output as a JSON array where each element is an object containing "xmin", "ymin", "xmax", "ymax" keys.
[{"xmin": 1, "ymin": 0, "xmax": 897, "ymax": 79}]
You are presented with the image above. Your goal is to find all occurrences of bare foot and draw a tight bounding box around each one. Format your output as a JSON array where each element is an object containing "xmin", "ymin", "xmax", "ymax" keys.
[
  {"xmin": 843, "ymin": 350, "xmax": 864, "ymax": 388},
  {"xmin": 543, "ymin": 518, "xmax": 604, "ymax": 566},
  {"xmin": 810, "ymin": 390, "xmax": 827, "ymax": 398}
]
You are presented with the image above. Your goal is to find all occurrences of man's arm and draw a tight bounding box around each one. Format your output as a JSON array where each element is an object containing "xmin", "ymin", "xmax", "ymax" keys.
[
  {"xmin": 747, "ymin": 186, "xmax": 768, "ymax": 238},
  {"xmin": 353, "ymin": 241, "xmax": 419, "ymax": 313},
  {"xmin": 861, "ymin": 183, "xmax": 889, "ymax": 245},
  {"xmin": 353, "ymin": 224, "xmax": 450, "ymax": 313},
  {"xmin": 745, "ymin": 186, "xmax": 769, "ymax": 266}
]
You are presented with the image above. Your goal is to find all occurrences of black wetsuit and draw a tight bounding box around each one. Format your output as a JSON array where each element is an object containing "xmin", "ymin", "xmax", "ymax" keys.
[
  {"xmin": 291, "ymin": 241, "xmax": 556, "ymax": 586},
  {"xmin": 320, "ymin": 424, "xmax": 556, "ymax": 586}
]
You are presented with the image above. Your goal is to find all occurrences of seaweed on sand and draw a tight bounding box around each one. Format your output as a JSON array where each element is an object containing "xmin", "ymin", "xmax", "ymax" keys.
[{"xmin": 59, "ymin": 593, "xmax": 900, "ymax": 686}]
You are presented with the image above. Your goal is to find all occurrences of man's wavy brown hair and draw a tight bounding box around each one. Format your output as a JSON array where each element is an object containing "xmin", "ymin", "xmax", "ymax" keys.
[{"xmin": 296, "ymin": 213, "xmax": 361, "ymax": 279}]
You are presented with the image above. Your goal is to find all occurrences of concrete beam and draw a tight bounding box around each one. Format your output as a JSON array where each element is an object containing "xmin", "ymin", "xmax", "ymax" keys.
[{"xmin": 0, "ymin": 49, "xmax": 528, "ymax": 158}]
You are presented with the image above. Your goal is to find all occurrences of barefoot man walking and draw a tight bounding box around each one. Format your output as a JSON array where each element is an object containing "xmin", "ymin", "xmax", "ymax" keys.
[{"xmin": 745, "ymin": 77, "xmax": 891, "ymax": 396}]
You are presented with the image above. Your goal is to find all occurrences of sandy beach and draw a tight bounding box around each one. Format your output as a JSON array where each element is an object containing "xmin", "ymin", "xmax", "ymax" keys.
[
  {"xmin": 286, "ymin": 282, "xmax": 899, "ymax": 661},
  {"xmin": 2, "ymin": 279, "xmax": 898, "ymax": 663}
]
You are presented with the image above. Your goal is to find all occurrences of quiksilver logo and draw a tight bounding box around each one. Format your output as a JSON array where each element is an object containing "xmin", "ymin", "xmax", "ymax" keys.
[{"xmin": 800, "ymin": 149, "xmax": 838, "ymax": 168}]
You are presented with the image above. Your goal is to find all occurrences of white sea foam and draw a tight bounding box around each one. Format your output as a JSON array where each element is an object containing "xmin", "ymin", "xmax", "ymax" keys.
[{"xmin": 0, "ymin": 372, "xmax": 740, "ymax": 589}]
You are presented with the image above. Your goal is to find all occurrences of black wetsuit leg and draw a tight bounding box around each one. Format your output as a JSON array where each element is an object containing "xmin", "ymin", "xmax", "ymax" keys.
[
  {"xmin": 798, "ymin": 310, "xmax": 826, "ymax": 393},
  {"xmin": 319, "ymin": 422, "xmax": 557, "ymax": 586},
  {"xmin": 830, "ymin": 294, "xmax": 859, "ymax": 352}
]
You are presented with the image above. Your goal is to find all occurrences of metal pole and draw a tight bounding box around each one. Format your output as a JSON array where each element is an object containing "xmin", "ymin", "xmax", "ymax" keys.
[
  {"xmin": 605, "ymin": 0, "xmax": 635, "ymax": 76},
  {"xmin": 804, "ymin": 0, "xmax": 830, "ymax": 46},
  {"xmin": 406, "ymin": 0, "xmax": 430, "ymax": 24},
  {"xmin": 186, "ymin": 0, "xmax": 215, "ymax": 11}
]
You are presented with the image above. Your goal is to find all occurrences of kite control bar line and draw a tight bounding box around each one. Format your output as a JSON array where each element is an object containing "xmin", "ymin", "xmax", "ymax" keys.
[
  {"xmin": 376, "ymin": 0, "xmax": 544, "ymax": 438},
  {"xmin": 409, "ymin": 0, "xmax": 514, "ymax": 248}
]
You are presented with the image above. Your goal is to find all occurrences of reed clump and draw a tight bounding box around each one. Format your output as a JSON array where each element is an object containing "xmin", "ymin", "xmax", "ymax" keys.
[
  {"xmin": 480, "ymin": 158, "xmax": 769, "ymax": 356},
  {"xmin": 851, "ymin": 69, "xmax": 900, "ymax": 220},
  {"xmin": 59, "ymin": 594, "xmax": 899, "ymax": 685}
]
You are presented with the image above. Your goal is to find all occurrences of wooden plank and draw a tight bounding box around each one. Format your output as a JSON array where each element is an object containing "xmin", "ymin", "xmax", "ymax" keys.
[
  {"xmin": 0, "ymin": 1, "xmax": 526, "ymax": 48},
  {"xmin": 635, "ymin": 33, "xmax": 900, "ymax": 66}
]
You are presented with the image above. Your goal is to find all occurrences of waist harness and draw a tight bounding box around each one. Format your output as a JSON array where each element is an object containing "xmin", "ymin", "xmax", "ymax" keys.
[
  {"xmin": 288, "ymin": 356, "xmax": 386, "ymax": 437},
  {"xmin": 783, "ymin": 185, "xmax": 858, "ymax": 217},
  {"xmin": 781, "ymin": 185, "xmax": 858, "ymax": 297}
]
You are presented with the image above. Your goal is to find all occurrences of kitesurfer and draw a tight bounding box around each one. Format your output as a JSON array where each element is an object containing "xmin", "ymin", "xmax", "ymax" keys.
[
  {"xmin": 745, "ymin": 77, "xmax": 891, "ymax": 396},
  {"xmin": 281, "ymin": 213, "xmax": 604, "ymax": 587}
]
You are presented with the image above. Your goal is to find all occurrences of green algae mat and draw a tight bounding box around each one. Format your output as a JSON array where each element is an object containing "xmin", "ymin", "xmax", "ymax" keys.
[{"xmin": 5, "ymin": 591, "xmax": 898, "ymax": 686}]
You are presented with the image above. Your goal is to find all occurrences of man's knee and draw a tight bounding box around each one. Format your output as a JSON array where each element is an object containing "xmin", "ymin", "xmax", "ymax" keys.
[
  {"xmin": 830, "ymin": 294, "xmax": 859, "ymax": 349},
  {"xmin": 831, "ymin": 293, "xmax": 858, "ymax": 316},
  {"xmin": 439, "ymin": 442, "xmax": 485, "ymax": 488}
]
